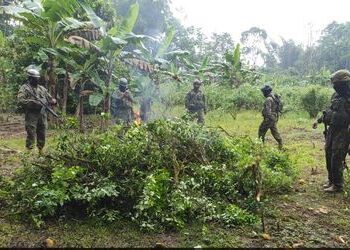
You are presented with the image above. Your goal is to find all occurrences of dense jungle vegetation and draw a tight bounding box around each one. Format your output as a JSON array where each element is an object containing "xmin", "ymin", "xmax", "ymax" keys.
[{"xmin": 1, "ymin": 0, "xmax": 350, "ymax": 248}]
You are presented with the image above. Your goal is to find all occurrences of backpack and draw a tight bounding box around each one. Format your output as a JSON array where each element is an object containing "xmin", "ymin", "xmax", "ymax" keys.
[{"xmin": 272, "ymin": 94, "xmax": 283, "ymax": 115}]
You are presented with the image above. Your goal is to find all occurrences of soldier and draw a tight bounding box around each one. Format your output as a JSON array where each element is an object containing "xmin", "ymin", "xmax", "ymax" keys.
[
  {"xmin": 185, "ymin": 79, "xmax": 207, "ymax": 124},
  {"xmin": 17, "ymin": 68, "xmax": 56, "ymax": 154},
  {"xmin": 258, "ymin": 85, "xmax": 283, "ymax": 149},
  {"xmin": 110, "ymin": 78, "xmax": 135, "ymax": 126},
  {"xmin": 314, "ymin": 70, "xmax": 350, "ymax": 193}
]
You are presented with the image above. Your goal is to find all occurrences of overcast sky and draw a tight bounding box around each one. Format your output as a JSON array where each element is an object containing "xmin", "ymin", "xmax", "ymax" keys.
[{"xmin": 170, "ymin": 0, "xmax": 350, "ymax": 46}]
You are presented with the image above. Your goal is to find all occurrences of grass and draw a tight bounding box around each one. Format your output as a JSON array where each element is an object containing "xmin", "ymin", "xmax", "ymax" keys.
[{"xmin": 1, "ymin": 110, "xmax": 350, "ymax": 248}]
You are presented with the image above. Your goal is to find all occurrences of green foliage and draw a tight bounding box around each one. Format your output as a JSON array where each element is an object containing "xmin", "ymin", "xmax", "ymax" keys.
[
  {"xmin": 0, "ymin": 84, "xmax": 17, "ymax": 113},
  {"xmin": 3, "ymin": 120, "xmax": 296, "ymax": 231},
  {"xmin": 301, "ymin": 87, "xmax": 331, "ymax": 118}
]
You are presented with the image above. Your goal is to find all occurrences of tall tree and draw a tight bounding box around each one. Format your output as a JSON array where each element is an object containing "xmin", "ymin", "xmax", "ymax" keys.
[
  {"xmin": 277, "ymin": 39, "xmax": 303, "ymax": 70},
  {"xmin": 316, "ymin": 21, "xmax": 350, "ymax": 71}
]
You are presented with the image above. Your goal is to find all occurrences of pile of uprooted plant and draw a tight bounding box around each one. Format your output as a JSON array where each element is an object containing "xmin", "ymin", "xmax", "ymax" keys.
[{"xmin": 0, "ymin": 119, "xmax": 297, "ymax": 230}]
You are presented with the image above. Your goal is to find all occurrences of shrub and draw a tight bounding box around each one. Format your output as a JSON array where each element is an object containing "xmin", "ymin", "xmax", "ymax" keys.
[
  {"xmin": 301, "ymin": 87, "xmax": 331, "ymax": 118},
  {"xmin": 2, "ymin": 120, "xmax": 297, "ymax": 230}
]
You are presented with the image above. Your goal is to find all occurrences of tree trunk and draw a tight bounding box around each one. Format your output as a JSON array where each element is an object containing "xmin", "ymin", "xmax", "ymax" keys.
[
  {"xmin": 62, "ymin": 69, "xmax": 69, "ymax": 115},
  {"xmin": 79, "ymin": 95, "xmax": 84, "ymax": 133},
  {"xmin": 48, "ymin": 56, "xmax": 56, "ymax": 99},
  {"xmin": 47, "ymin": 56, "xmax": 57, "ymax": 125}
]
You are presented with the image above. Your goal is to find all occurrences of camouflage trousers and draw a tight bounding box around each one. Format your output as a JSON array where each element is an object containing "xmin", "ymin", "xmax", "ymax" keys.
[
  {"xmin": 325, "ymin": 148, "xmax": 347, "ymax": 188},
  {"xmin": 188, "ymin": 109, "xmax": 205, "ymax": 124},
  {"xmin": 258, "ymin": 117, "xmax": 282, "ymax": 148},
  {"xmin": 25, "ymin": 112, "xmax": 47, "ymax": 150},
  {"xmin": 112, "ymin": 111, "xmax": 134, "ymax": 126},
  {"xmin": 325, "ymin": 128, "xmax": 350, "ymax": 188}
]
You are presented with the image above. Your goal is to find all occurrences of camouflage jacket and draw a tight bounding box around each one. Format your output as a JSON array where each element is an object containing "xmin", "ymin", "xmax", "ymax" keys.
[
  {"xmin": 17, "ymin": 83, "xmax": 52, "ymax": 112},
  {"xmin": 110, "ymin": 90, "xmax": 134, "ymax": 116},
  {"xmin": 326, "ymin": 93, "xmax": 350, "ymax": 150},
  {"xmin": 185, "ymin": 89, "xmax": 206, "ymax": 112},
  {"xmin": 262, "ymin": 94, "xmax": 278, "ymax": 120}
]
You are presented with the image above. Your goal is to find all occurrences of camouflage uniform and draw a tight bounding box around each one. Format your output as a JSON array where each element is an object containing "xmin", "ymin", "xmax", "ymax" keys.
[
  {"xmin": 185, "ymin": 81, "xmax": 206, "ymax": 124},
  {"xmin": 324, "ymin": 93, "xmax": 350, "ymax": 190},
  {"xmin": 319, "ymin": 69, "xmax": 350, "ymax": 192},
  {"xmin": 17, "ymin": 83, "xmax": 53, "ymax": 150},
  {"xmin": 258, "ymin": 93, "xmax": 283, "ymax": 149},
  {"xmin": 110, "ymin": 90, "xmax": 134, "ymax": 125}
]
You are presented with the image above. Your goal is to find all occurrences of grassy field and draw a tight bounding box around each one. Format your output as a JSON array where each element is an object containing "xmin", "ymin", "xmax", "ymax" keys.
[{"xmin": 1, "ymin": 110, "xmax": 350, "ymax": 248}]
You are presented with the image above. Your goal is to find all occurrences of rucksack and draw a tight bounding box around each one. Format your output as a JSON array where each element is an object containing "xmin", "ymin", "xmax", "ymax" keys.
[{"xmin": 272, "ymin": 94, "xmax": 283, "ymax": 114}]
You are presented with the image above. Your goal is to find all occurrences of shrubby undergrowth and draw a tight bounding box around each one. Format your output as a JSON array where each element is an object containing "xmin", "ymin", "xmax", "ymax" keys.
[
  {"xmin": 159, "ymin": 82, "xmax": 332, "ymax": 116},
  {"xmin": 1, "ymin": 120, "xmax": 296, "ymax": 230}
]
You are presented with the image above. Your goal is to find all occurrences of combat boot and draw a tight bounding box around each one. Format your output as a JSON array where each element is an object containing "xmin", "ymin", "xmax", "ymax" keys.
[
  {"xmin": 323, "ymin": 185, "xmax": 343, "ymax": 193},
  {"xmin": 322, "ymin": 182, "xmax": 332, "ymax": 189}
]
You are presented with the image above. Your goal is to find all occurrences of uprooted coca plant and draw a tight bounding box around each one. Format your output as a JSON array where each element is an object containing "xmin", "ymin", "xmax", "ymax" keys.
[{"xmin": 0, "ymin": 119, "xmax": 297, "ymax": 230}]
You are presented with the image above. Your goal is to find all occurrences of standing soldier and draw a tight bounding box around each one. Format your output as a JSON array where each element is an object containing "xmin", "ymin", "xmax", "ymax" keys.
[
  {"xmin": 110, "ymin": 78, "xmax": 135, "ymax": 126},
  {"xmin": 17, "ymin": 68, "xmax": 56, "ymax": 154},
  {"xmin": 258, "ymin": 85, "xmax": 283, "ymax": 149},
  {"xmin": 315, "ymin": 70, "xmax": 350, "ymax": 193},
  {"xmin": 185, "ymin": 79, "xmax": 207, "ymax": 124}
]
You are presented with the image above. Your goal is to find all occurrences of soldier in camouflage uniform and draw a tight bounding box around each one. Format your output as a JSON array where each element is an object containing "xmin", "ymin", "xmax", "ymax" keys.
[
  {"xmin": 110, "ymin": 78, "xmax": 135, "ymax": 126},
  {"xmin": 258, "ymin": 85, "xmax": 283, "ymax": 149},
  {"xmin": 185, "ymin": 79, "xmax": 207, "ymax": 124},
  {"xmin": 17, "ymin": 69, "xmax": 56, "ymax": 153},
  {"xmin": 313, "ymin": 70, "xmax": 350, "ymax": 193}
]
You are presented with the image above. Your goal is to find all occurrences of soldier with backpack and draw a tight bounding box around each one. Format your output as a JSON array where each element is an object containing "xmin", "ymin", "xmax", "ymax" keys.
[
  {"xmin": 110, "ymin": 78, "xmax": 135, "ymax": 126},
  {"xmin": 258, "ymin": 85, "xmax": 283, "ymax": 150}
]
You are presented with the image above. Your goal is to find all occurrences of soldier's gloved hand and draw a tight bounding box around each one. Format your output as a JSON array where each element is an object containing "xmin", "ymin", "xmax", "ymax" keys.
[
  {"xmin": 49, "ymin": 98, "xmax": 57, "ymax": 105},
  {"xmin": 312, "ymin": 122, "xmax": 318, "ymax": 129}
]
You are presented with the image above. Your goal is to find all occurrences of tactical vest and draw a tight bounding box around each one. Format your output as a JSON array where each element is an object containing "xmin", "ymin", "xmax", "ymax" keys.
[{"xmin": 329, "ymin": 94, "xmax": 350, "ymax": 128}]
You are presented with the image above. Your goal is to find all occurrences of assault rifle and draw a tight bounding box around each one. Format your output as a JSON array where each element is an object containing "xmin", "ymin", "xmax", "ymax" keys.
[
  {"xmin": 26, "ymin": 84, "xmax": 60, "ymax": 119},
  {"xmin": 321, "ymin": 111, "xmax": 328, "ymax": 139}
]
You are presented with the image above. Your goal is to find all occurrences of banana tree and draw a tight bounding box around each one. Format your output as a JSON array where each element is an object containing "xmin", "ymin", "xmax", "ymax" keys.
[
  {"xmin": 1, "ymin": 0, "xmax": 98, "ymax": 102},
  {"xmin": 223, "ymin": 43, "xmax": 243, "ymax": 87},
  {"xmin": 67, "ymin": 3, "xmax": 139, "ymax": 113},
  {"xmin": 124, "ymin": 26, "xmax": 189, "ymax": 84}
]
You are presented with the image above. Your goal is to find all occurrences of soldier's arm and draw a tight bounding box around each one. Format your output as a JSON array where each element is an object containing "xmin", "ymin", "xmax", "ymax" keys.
[
  {"xmin": 17, "ymin": 85, "xmax": 33, "ymax": 106},
  {"xmin": 185, "ymin": 92, "xmax": 190, "ymax": 109},
  {"xmin": 42, "ymin": 87, "xmax": 56, "ymax": 105}
]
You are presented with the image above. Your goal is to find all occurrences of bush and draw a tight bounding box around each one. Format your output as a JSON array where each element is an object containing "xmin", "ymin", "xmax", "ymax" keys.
[
  {"xmin": 0, "ymin": 84, "xmax": 17, "ymax": 113},
  {"xmin": 301, "ymin": 87, "xmax": 331, "ymax": 118},
  {"xmin": 2, "ymin": 119, "xmax": 297, "ymax": 230}
]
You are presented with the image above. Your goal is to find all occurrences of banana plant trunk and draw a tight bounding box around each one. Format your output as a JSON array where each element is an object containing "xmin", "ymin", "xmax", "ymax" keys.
[
  {"xmin": 79, "ymin": 95, "xmax": 85, "ymax": 133},
  {"xmin": 48, "ymin": 56, "xmax": 57, "ymax": 124},
  {"xmin": 101, "ymin": 55, "xmax": 114, "ymax": 130},
  {"xmin": 62, "ymin": 69, "xmax": 69, "ymax": 115}
]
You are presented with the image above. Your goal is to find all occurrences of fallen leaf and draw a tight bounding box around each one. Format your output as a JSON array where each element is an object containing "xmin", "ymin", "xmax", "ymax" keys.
[
  {"xmin": 44, "ymin": 238, "xmax": 55, "ymax": 248},
  {"xmin": 298, "ymin": 179, "xmax": 306, "ymax": 185},
  {"xmin": 335, "ymin": 235, "xmax": 346, "ymax": 244},
  {"xmin": 292, "ymin": 242, "xmax": 304, "ymax": 248},
  {"xmin": 318, "ymin": 206, "xmax": 329, "ymax": 214},
  {"xmin": 155, "ymin": 242, "xmax": 166, "ymax": 248},
  {"xmin": 262, "ymin": 233, "xmax": 272, "ymax": 240}
]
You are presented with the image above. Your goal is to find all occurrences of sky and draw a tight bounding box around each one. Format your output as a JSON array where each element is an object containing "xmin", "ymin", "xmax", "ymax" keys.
[{"xmin": 170, "ymin": 0, "xmax": 350, "ymax": 46}]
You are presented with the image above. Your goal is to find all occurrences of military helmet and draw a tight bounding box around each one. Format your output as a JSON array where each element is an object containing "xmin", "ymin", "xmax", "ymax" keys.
[
  {"xmin": 261, "ymin": 85, "xmax": 272, "ymax": 93},
  {"xmin": 330, "ymin": 69, "xmax": 350, "ymax": 84},
  {"xmin": 119, "ymin": 78, "xmax": 128, "ymax": 87},
  {"xmin": 26, "ymin": 68, "xmax": 40, "ymax": 78},
  {"xmin": 193, "ymin": 79, "xmax": 202, "ymax": 85}
]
